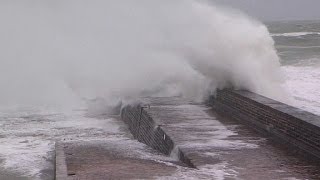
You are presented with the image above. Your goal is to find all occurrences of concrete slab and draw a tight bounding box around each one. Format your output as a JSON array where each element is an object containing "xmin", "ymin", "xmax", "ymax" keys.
[
  {"xmin": 55, "ymin": 142, "xmax": 68, "ymax": 180},
  {"xmin": 61, "ymin": 141, "xmax": 178, "ymax": 180},
  {"xmin": 143, "ymin": 97, "xmax": 320, "ymax": 179},
  {"xmin": 57, "ymin": 96, "xmax": 320, "ymax": 179}
]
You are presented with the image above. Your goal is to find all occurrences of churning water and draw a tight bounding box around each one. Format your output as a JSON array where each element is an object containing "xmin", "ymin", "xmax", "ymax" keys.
[
  {"xmin": 269, "ymin": 20, "xmax": 320, "ymax": 115},
  {"xmin": 0, "ymin": 1, "xmax": 319, "ymax": 179}
]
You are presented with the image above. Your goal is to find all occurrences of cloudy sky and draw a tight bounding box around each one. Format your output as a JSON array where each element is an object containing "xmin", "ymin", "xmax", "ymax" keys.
[{"xmin": 211, "ymin": 0, "xmax": 320, "ymax": 21}]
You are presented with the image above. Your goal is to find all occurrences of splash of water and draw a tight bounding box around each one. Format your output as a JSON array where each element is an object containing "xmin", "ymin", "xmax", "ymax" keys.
[{"xmin": 0, "ymin": 0, "xmax": 287, "ymax": 110}]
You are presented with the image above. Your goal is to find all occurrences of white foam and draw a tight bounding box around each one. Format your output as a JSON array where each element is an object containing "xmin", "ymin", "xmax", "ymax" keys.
[
  {"xmin": 0, "ymin": 0, "xmax": 293, "ymax": 178},
  {"xmin": 165, "ymin": 104, "xmax": 259, "ymax": 179},
  {"xmin": 0, "ymin": 107, "xmax": 126, "ymax": 179},
  {"xmin": 173, "ymin": 105, "xmax": 259, "ymax": 150},
  {"xmin": 157, "ymin": 162, "xmax": 238, "ymax": 180},
  {"xmin": 272, "ymin": 32, "xmax": 320, "ymax": 37},
  {"xmin": 282, "ymin": 65, "xmax": 320, "ymax": 115},
  {"xmin": 0, "ymin": 0, "xmax": 286, "ymax": 107}
]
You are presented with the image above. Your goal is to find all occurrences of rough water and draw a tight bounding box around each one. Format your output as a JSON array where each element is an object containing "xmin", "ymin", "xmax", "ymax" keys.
[
  {"xmin": 268, "ymin": 20, "xmax": 320, "ymax": 115},
  {"xmin": 0, "ymin": 1, "xmax": 319, "ymax": 179}
]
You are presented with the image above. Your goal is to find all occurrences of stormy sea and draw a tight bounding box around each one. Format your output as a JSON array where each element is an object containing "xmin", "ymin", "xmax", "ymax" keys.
[
  {"xmin": 0, "ymin": 1, "xmax": 319, "ymax": 179},
  {"xmin": 269, "ymin": 20, "xmax": 320, "ymax": 115}
]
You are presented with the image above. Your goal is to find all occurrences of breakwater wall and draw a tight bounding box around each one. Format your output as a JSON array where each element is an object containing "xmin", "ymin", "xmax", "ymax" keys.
[
  {"xmin": 120, "ymin": 105, "xmax": 195, "ymax": 168},
  {"xmin": 210, "ymin": 89, "xmax": 320, "ymax": 160},
  {"xmin": 55, "ymin": 142, "xmax": 68, "ymax": 180}
]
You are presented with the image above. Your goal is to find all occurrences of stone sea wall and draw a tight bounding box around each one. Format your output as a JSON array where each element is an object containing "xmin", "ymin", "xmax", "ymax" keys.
[
  {"xmin": 211, "ymin": 89, "xmax": 320, "ymax": 160},
  {"xmin": 120, "ymin": 105, "xmax": 195, "ymax": 168}
]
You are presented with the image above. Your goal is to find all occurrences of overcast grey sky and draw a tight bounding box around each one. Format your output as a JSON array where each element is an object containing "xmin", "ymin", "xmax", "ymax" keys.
[{"xmin": 211, "ymin": 0, "xmax": 320, "ymax": 21}]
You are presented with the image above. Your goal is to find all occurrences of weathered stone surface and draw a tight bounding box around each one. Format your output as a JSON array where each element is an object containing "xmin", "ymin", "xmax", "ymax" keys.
[
  {"xmin": 57, "ymin": 92, "xmax": 320, "ymax": 179},
  {"xmin": 120, "ymin": 104, "xmax": 195, "ymax": 168},
  {"xmin": 59, "ymin": 141, "xmax": 178, "ymax": 180},
  {"xmin": 55, "ymin": 142, "xmax": 68, "ymax": 180},
  {"xmin": 121, "ymin": 96, "xmax": 320, "ymax": 179},
  {"xmin": 212, "ymin": 89, "xmax": 320, "ymax": 160}
]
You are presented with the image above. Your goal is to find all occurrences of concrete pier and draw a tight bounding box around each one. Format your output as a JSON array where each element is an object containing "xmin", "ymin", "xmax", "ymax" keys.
[
  {"xmin": 58, "ymin": 141, "xmax": 178, "ymax": 179},
  {"xmin": 56, "ymin": 91, "xmax": 320, "ymax": 179},
  {"xmin": 120, "ymin": 96, "xmax": 320, "ymax": 179},
  {"xmin": 212, "ymin": 89, "xmax": 320, "ymax": 160}
]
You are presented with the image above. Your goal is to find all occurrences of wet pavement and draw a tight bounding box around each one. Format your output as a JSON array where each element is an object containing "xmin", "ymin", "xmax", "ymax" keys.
[
  {"xmin": 63, "ymin": 141, "xmax": 178, "ymax": 180},
  {"xmin": 145, "ymin": 97, "xmax": 320, "ymax": 179},
  {"xmin": 61, "ymin": 97, "xmax": 320, "ymax": 179}
]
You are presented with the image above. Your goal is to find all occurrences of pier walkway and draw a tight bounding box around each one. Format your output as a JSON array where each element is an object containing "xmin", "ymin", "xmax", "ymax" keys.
[{"xmin": 57, "ymin": 97, "xmax": 320, "ymax": 179}]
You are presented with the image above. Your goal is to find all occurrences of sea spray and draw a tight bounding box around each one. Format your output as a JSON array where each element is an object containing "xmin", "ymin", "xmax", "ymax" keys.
[{"xmin": 0, "ymin": 0, "xmax": 288, "ymax": 110}]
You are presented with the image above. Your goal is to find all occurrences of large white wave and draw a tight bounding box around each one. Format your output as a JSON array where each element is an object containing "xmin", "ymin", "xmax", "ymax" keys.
[{"xmin": 0, "ymin": 0, "xmax": 287, "ymax": 109}]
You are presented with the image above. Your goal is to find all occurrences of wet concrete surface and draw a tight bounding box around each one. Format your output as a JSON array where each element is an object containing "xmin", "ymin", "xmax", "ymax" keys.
[
  {"xmin": 213, "ymin": 114, "xmax": 320, "ymax": 180},
  {"xmin": 61, "ymin": 97, "xmax": 320, "ymax": 179},
  {"xmin": 0, "ymin": 170, "xmax": 27, "ymax": 180},
  {"xmin": 63, "ymin": 141, "xmax": 178, "ymax": 180},
  {"xmin": 145, "ymin": 97, "xmax": 320, "ymax": 179},
  {"xmin": 0, "ymin": 159, "xmax": 29, "ymax": 180}
]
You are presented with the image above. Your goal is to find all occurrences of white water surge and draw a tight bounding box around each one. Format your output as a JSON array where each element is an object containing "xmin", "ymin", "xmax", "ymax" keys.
[
  {"xmin": 0, "ymin": 0, "xmax": 302, "ymax": 179},
  {"xmin": 0, "ymin": 0, "xmax": 287, "ymax": 108},
  {"xmin": 283, "ymin": 64, "xmax": 320, "ymax": 115}
]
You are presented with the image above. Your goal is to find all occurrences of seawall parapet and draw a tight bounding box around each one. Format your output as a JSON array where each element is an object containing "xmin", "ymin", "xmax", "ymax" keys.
[
  {"xmin": 211, "ymin": 89, "xmax": 320, "ymax": 160},
  {"xmin": 55, "ymin": 142, "xmax": 68, "ymax": 180},
  {"xmin": 116, "ymin": 96, "xmax": 320, "ymax": 178},
  {"xmin": 120, "ymin": 104, "xmax": 195, "ymax": 168}
]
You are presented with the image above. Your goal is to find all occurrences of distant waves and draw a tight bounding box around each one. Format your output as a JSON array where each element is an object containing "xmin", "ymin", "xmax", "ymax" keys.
[{"xmin": 271, "ymin": 32, "xmax": 320, "ymax": 37}]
